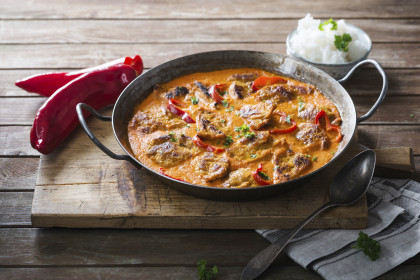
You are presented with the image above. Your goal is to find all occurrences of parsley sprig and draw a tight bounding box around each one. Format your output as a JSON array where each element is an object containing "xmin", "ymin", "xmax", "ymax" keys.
[
  {"xmin": 235, "ymin": 124, "xmax": 250, "ymax": 133},
  {"xmin": 298, "ymin": 97, "xmax": 305, "ymax": 112},
  {"xmin": 235, "ymin": 124, "xmax": 255, "ymax": 139},
  {"xmin": 334, "ymin": 33, "xmax": 352, "ymax": 52},
  {"xmin": 319, "ymin": 18, "xmax": 337, "ymax": 31},
  {"xmin": 352, "ymin": 231, "xmax": 381, "ymax": 261},
  {"xmin": 168, "ymin": 132, "xmax": 177, "ymax": 142},
  {"xmin": 223, "ymin": 136, "xmax": 233, "ymax": 147},
  {"xmin": 197, "ymin": 260, "xmax": 218, "ymax": 280},
  {"xmin": 191, "ymin": 96, "xmax": 199, "ymax": 105}
]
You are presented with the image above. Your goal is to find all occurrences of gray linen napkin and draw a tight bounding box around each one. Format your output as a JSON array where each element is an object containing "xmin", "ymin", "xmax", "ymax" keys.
[{"xmin": 257, "ymin": 177, "xmax": 420, "ymax": 280}]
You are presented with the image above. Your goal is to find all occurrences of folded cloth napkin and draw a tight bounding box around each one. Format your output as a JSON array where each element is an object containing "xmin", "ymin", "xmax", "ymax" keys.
[{"xmin": 257, "ymin": 177, "xmax": 420, "ymax": 280}]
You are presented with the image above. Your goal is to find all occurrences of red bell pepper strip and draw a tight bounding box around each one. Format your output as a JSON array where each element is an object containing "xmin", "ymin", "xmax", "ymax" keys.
[
  {"xmin": 269, "ymin": 111, "xmax": 297, "ymax": 134},
  {"xmin": 167, "ymin": 99, "xmax": 196, "ymax": 123},
  {"xmin": 252, "ymin": 76, "xmax": 287, "ymax": 91},
  {"xmin": 252, "ymin": 163, "xmax": 273, "ymax": 186},
  {"xmin": 192, "ymin": 135, "xmax": 225, "ymax": 153},
  {"xmin": 30, "ymin": 64, "xmax": 138, "ymax": 154},
  {"xmin": 15, "ymin": 55, "xmax": 143, "ymax": 97},
  {"xmin": 159, "ymin": 168, "xmax": 187, "ymax": 182},
  {"xmin": 209, "ymin": 84, "xmax": 226, "ymax": 104},
  {"xmin": 314, "ymin": 110, "xmax": 343, "ymax": 143}
]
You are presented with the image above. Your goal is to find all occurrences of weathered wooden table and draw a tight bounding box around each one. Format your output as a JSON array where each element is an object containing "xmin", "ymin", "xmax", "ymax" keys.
[{"xmin": 1, "ymin": 1, "xmax": 420, "ymax": 278}]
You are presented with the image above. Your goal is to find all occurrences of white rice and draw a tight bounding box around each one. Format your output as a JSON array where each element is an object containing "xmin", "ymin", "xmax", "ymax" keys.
[{"xmin": 289, "ymin": 14, "xmax": 370, "ymax": 64}]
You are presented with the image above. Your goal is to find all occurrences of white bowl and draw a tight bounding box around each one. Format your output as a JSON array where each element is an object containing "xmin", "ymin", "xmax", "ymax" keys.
[{"xmin": 286, "ymin": 24, "xmax": 372, "ymax": 80}]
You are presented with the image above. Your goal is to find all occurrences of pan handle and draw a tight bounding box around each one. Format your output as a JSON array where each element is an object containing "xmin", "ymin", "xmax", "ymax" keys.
[
  {"xmin": 338, "ymin": 59, "xmax": 388, "ymax": 124},
  {"xmin": 76, "ymin": 103, "xmax": 137, "ymax": 165}
]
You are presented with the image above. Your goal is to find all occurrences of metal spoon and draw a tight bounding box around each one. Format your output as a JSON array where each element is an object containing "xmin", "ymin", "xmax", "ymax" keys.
[{"xmin": 241, "ymin": 150, "xmax": 376, "ymax": 280}]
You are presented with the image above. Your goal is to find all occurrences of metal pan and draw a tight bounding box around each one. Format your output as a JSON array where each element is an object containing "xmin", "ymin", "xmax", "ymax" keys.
[{"xmin": 76, "ymin": 50, "xmax": 387, "ymax": 201}]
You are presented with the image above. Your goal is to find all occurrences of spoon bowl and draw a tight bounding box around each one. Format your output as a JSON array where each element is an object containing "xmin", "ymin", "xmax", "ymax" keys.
[
  {"xmin": 241, "ymin": 150, "xmax": 376, "ymax": 280},
  {"xmin": 330, "ymin": 149, "xmax": 376, "ymax": 205}
]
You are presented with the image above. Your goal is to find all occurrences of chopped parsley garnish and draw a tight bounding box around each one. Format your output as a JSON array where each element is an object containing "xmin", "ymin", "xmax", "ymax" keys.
[
  {"xmin": 352, "ymin": 231, "xmax": 381, "ymax": 261},
  {"xmin": 196, "ymin": 128, "xmax": 200, "ymax": 132},
  {"xmin": 306, "ymin": 154, "xmax": 311, "ymax": 158},
  {"xmin": 220, "ymin": 119, "xmax": 226, "ymax": 123},
  {"xmin": 191, "ymin": 96, "xmax": 199, "ymax": 105},
  {"xmin": 244, "ymin": 132, "xmax": 255, "ymax": 139},
  {"xmin": 298, "ymin": 97, "xmax": 305, "ymax": 112},
  {"xmin": 186, "ymin": 124, "xmax": 191, "ymax": 128},
  {"xmin": 312, "ymin": 156, "xmax": 318, "ymax": 162},
  {"xmin": 226, "ymin": 105, "xmax": 235, "ymax": 112},
  {"xmin": 285, "ymin": 115, "xmax": 291, "ymax": 125},
  {"xmin": 331, "ymin": 151, "xmax": 335, "ymax": 155},
  {"xmin": 334, "ymin": 33, "xmax": 352, "ymax": 52},
  {"xmin": 319, "ymin": 18, "xmax": 337, "ymax": 31},
  {"xmin": 235, "ymin": 124, "xmax": 255, "ymax": 139},
  {"xmin": 235, "ymin": 124, "xmax": 250, "ymax": 133},
  {"xmin": 220, "ymin": 91, "xmax": 227, "ymax": 96},
  {"xmin": 258, "ymin": 171, "xmax": 271, "ymax": 181},
  {"xmin": 168, "ymin": 132, "xmax": 176, "ymax": 142},
  {"xmin": 223, "ymin": 136, "xmax": 234, "ymax": 147},
  {"xmin": 222, "ymin": 100, "xmax": 229, "ymax": 108},
  {"xmin": 250, "ymin": 154, "xmax": 257, "ymax": 159},
  {"xmin": 197, "ymin": 260, "xmax": 218, "ymax": 280},
  {"xmin": 235, "ymin": 112, "xmax": 241, "ymax": 116}
]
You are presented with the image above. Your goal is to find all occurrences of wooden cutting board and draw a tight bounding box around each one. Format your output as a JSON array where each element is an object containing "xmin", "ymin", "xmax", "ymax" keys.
[{"xmin": 31, "ymin": 111, "xmax": 415, "ymax": 229}]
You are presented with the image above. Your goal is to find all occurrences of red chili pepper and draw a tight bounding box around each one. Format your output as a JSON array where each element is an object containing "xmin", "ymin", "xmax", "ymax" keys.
[
  {"xmin": 209, "ymin": 84, "xmax": 226, "ymax": 104},
  {"xmin": 252, "ymin": 163, "xmax": 273, "ymax": 186},
  {"xmin": 167, "ymin": 99, "xmax": 196, "ymax": 123},
  {"xmin": 314, "ymin": 110, "xmax": 343, "ymax": 143},
  {"xmin": 192, "ymin": 135, "xmax": 225, "ymax": 153},
  {"xmin": 269, "ymin": 111, "xmax": 297, "ymax": 134},
  {"xmin": 159, "ymin": 168, "xmax": 187, "ymax": 182},
  {"xmin": 252, "ymin": 76, "xmax": 287, "ymax": 91},
  {"xmin": 15, "ymin": 55, "xmax": 143, "ymax": 97},
  {"xmin": 30, "ymin": 64, "xmax": 138, "ymax": 154}
]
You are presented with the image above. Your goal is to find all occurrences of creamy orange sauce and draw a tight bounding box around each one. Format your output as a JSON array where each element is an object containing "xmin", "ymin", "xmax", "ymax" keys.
[{"xmin": 128, "ymin": 68, "xmax": 342, "ymax": 188}]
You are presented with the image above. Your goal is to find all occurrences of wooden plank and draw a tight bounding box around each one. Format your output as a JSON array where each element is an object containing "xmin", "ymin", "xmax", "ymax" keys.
[
  {"xmin": 0, "ymin": 154, "xmax": 415, "ymax": 228},
  {"xmin": 0, "ymin": 97, "xmax": 45, "ymax": 125},
  {"xmin": 1, "ymin": 43, "xmax": 419, "ymax": 70},
  {"xmin": 0, "ymin": 158, "xmax": 39, "ymax": 190},
  {"xmin": 0, "ymin": 266, "xmax": 323, "ymax": 280},
  {"xmin": 1, "ymin": 19, "xmax": 419, "ymax": 44},
  {"xmin": 353, "ymin": 96, "xmax": 420, "ymax": 123},
  {"xmin": 0, "ymin": 192, "xmax": 32, "ymax": 227},
  {"xmin": 374, "ymin": 147, "xmax": 415, "ymax": 178},
  {"xmin": 0, "ymin": 265, "xmax": 419, "ymax": 280},
  {"xmin": 343, "ymin": 69, "xmax": 420, "ymax": 96},
  {"xmin": 359, "ymin": 125, "xmax": 420, "ymax": 154},
  {"xmin": 5, "ymin": 68, "xmax": 420, "ymax": 98},
  {"xmin": 0, "ymin": 126, "xmax": 40, "ymax": 156},
  {"xmin": 1, "ymin": 227, "xmax": 420, "ymax": 269},
  {"xmin": 0, "ymin": 228, "xmax": 276, "ymax": 266},
  {"xmin": 4, "ymin": 69, "xmax": 420, "ymax": 97},
  {"xmin": 31, "ymin": 115, "xmax": 367, "ymax": 229},
  {"xmin": 1, "ymin": 95, "xmax": 420, "ymax": 126},
  {"xmin": 0, "ymin": 0, "xmax": 418, "ymax": 19}
]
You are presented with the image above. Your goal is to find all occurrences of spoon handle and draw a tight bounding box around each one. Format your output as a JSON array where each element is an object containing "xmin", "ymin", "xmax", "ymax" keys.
[{"xmin": 241, "ymin": 201, "xmax": 337, "ymax": 280}]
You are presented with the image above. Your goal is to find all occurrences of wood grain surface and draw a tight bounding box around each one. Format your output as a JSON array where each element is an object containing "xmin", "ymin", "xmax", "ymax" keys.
[{"xmin": 1, "ymin": 1, "xmax": 420, "ymax": 279}]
